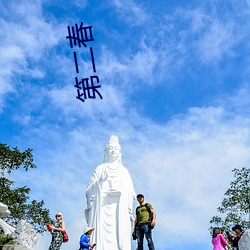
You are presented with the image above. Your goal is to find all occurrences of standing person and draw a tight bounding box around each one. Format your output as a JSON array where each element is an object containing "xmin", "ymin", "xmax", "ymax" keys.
[
  {"xmin": 211, "ymin": 227, "xmax": 232, "ymax": 250},
  {"xmin": 226, "ymin": 231, "xmax": 238, "ymax": 249},
  {"xmin": 133, "ymin": 194, "xmax": 156, "ymax": 250},
  {"xmin": 85, "ymin": 135, "xmax": 136, "ymax": 250},
  {"xmin": 231, "ymin": 225, "xmax": 244, "ymax": 250},
  {"xmin": 48, "ymin": 212, "xmax": 66, "ymax": 250},
  {"xmin": 79, "ymin": 227, "xmax": 96, "ymax": 250}
]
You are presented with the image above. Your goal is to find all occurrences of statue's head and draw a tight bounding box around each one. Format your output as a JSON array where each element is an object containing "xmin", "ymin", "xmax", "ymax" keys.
[{"xmin": 104, "ymin": 135, "xmax": 122, "ymax": 163}]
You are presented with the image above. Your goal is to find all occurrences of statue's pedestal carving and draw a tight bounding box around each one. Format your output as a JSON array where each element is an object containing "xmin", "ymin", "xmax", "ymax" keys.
[
  {"xmin": 0, "ymin": 203, "xmax": 38, "ymax": 250},
  {"xmin": 2, "ymin": 245, "xmax": 26, "ymax": 250}
]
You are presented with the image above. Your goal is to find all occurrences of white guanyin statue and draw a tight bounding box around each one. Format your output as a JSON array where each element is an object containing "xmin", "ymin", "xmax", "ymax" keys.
[{"xmin": 85, "ymin": 135, "xmax": 136, "ymax": 250}]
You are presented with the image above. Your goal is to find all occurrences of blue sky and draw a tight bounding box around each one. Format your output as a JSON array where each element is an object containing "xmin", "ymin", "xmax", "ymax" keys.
[{"xmin": 1, "ymin": 0, "xmax": 250, "ymax": 249}]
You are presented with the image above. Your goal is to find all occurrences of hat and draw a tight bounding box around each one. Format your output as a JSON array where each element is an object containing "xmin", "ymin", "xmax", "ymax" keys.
[
  {"xmin": 55, "ymin": 212, "xmax": 63, "ymax": 218},
  {"xmin": 232, "ymin": 225, "xmax": 243, "ymax": 231},
  {"xmin": 84, "ymin": 227, "xmax": 94, "ymax": 234}
]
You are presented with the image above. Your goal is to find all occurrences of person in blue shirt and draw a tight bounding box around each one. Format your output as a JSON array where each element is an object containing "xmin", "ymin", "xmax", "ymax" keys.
[{"xmin": 79, "ymin": 227, "xmax": 96, "ymax": 250}]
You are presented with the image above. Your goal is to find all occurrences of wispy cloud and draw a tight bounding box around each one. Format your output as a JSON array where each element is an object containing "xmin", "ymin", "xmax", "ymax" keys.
[
  {"xmin": 196, "ymin": 20, "xmax": 235, "ymax": 63},
  {"xmin": 99, "ymin": 43, "xmax": 158, "ymax": 87},
  {"xmin": 112, "ymin": 0, "xmax": 148, "ymax": 26},
  {"xmin": 0, "ymin": 0, "xmax": 63, "ymax": 110}
]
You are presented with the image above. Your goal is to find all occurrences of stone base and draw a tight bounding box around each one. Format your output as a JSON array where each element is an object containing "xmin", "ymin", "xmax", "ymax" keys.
[{"xmin": 1, "ymin": 245, "xmax": 26, "ymax": 250}]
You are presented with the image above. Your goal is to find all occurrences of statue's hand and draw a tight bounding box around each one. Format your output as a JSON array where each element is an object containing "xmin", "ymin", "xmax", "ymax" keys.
[
  {"xmin": 87, "ymin": 201, "xmax": 93, "ymax": 208},
  {"xmin": 101, "ymin": 171, "xmax": 108, "ymax": 181},
  {"xmin": 86, "ymin": 195, "xmax": 95, "ymax": 208},
  {"xmin": 129, "ymin": 213, "xmax": 135, "ymax": 222}
]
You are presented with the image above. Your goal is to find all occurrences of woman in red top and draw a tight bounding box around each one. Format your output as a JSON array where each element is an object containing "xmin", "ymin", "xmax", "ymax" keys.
[{"xmin": 212, "ymin": 227, "xmax": 232, "ymax": 250}]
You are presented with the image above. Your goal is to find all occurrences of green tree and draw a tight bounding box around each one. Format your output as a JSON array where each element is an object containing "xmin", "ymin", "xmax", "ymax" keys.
[
  {"xmin": 210, "ymin": 167, "xmax": 250, "ymax": 232},
  {"xmin": 0, "ymin": 143, "xmax": 52, "ymax": 233},
  {"xmin": 0, "ymin": 234, "xmax": 14, "ymax": 246}
]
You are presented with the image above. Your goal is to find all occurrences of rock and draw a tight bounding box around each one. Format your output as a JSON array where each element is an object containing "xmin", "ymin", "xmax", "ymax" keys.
[{"xmin": 238, "ymin": 229, "xmax": 250, "ymax": 250}]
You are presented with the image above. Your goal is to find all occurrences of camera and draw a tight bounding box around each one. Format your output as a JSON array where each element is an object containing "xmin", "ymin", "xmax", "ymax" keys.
[{"xmin": 132, "ymin": 231, "xmax": 137, "ymax": 240}]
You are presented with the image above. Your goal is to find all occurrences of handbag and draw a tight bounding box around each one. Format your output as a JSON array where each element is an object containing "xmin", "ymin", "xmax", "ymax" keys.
[
  {"xmin": 62, "ymin": 231, "xmax": 69, "ymax": 242},
  {"xmin": 132, "ymin": 230, "xmax": 137, "ymax": 240},
  {"xmin": 46, "ymin": 224, "xmax": 52, "ymax": 232}
]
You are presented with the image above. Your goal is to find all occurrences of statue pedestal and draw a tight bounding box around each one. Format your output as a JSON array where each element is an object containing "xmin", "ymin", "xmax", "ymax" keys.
[{"xmin": 1, "ymin": 245, "xmax": 26, "ymax": 250}]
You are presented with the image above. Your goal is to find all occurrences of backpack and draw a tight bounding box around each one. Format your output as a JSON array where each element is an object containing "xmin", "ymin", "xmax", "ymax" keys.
[{"xmin": 136, "ymin": 203, "xmax": 154, "ymax": 229}]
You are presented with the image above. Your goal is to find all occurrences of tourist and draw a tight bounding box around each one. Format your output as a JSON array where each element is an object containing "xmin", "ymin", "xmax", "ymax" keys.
[
  {"xmin": 231, "ymin": 225, "xmax": 244, "ymax": 250},
  {"xmin": 133, "ymin": 194, "xmax": 156, "ymax": 250},
  {"xmin": 211, "ymin": 227, "xmax": 232, "ymax": 250},
  {"xmin": 48, "ymin": 212, "xmax": 66, "ymax": 250},
  {"xmin": 79, "ymin": 227, "xmax": 96, "ymax": 250}
]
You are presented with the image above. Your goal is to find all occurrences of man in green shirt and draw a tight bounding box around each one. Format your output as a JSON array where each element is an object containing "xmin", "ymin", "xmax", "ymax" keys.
[{"xmin": 133, "ymin": 194, "xmax": 156, "ymax": 250}]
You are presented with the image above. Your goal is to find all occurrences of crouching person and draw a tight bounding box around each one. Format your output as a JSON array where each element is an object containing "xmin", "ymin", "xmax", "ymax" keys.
[{"xmin": 79, "ymin": 227, "xmax": 96, "ymax": 250}]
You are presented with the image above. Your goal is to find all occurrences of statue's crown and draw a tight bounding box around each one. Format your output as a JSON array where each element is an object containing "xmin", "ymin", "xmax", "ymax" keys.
[{"xmin": 109, "ymin": 135, "xmax": 119, "ymax": 144}]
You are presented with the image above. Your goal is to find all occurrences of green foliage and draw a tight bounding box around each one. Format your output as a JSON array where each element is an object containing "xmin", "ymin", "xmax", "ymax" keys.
[
  {"xmin": 210, "ymin": 167, "xmax": 250, "ymax": 232},
  {"xmin": 0, "ymin": 234, "xmax": 14, "ymax": 246},
  {"xmin": 0, "ymin": 144, "xmax": 36, "ymax": 175},
  {"xmin": 0, "ymin": 143, "xmax": 52, "ymax": 233}
]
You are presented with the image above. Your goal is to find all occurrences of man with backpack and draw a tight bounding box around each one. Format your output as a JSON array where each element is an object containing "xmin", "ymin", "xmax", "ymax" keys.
[{"xmin": 132, "ymin": 194, "xmax": 156, "ymax": 250}]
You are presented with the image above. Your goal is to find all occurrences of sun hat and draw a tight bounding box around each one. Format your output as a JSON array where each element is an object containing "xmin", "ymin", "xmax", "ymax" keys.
[
  {"xmin": 84, "ymin": 227, "xmax": 95, "ymax": 234},
  {"xmin": 55, "ymin": 212, "xmax": 63, "ymax": 218}
]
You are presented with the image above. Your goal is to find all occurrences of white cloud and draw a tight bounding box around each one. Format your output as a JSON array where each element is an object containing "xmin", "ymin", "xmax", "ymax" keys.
[
  {"xmin": 127, "ymin": 42, "xmax": 158, "ymax": 85},
  {"xmin": 189, "ymin": 8, "xmax": 210, "ymax": 33},
  {"xmin": 73, "ymin": 0, "xmax": 87, "ymax": 9},
  {"xmin": 112, "ymin": 0, "xmax": 148, "ymax": 26},
  {"xmin": 219, "ymin": 83, "xmax": 250, "ymax": 115},
  {"xmin": 98, "ymin": 47, "xmax": 128, "ymax": 82},
  {"xmin": 0, "ymin": 0, "xmax": 63, "ymax": 110},
  {"xmin": 42, "ymin": 43, "xmax": 159, "ymax": 117},
  {"xmin": 47, "ymin": 82, "xmax": 126, "ymax": 120},
  {"xmin": 97, "ymin": 44, "xmax": 159, "ymax": 90},
  {"xmin": 159, "ymin": 7, "xmax": 241, "ymax": 67},
  {"xmin": 196, "ymin": 20, "xmax": 235, "ymax": 63}
]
